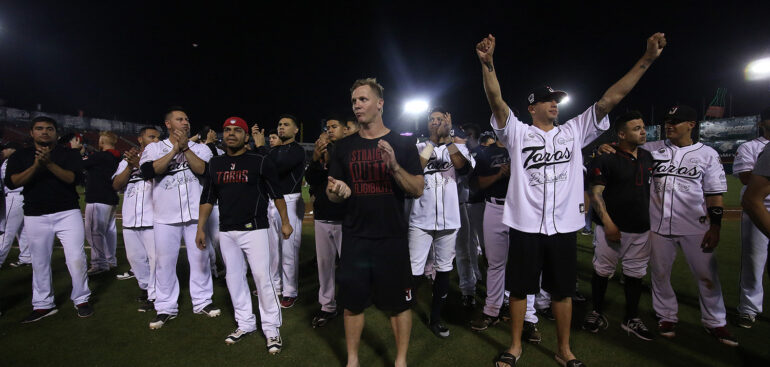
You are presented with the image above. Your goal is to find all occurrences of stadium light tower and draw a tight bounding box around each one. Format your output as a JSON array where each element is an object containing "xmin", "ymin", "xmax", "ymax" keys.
[
  {"xmin": 404, "ymin": 99, "xmax": 429, "ymax": 115},
  {"xmin": 745, "ymin": 57, "xmax": 770, "ymax": 81},
  {"xmin": 560, "ymin": 95, "xmax": 571, "ymax": 105}
]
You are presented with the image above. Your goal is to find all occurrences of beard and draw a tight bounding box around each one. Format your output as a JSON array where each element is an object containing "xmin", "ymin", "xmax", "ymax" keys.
[{"xmin": 279, "ymin": 135, "xmax": 292, "ymax": 142}]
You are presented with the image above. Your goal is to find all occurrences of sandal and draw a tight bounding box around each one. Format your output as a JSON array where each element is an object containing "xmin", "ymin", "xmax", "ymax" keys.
[
  {"xmin": 555, "ymin": 354, "xmax": 586, "ymax": 367},
  {"xmin": 493, "ymin": 351, "xmax": 520, "ymax": 367}
]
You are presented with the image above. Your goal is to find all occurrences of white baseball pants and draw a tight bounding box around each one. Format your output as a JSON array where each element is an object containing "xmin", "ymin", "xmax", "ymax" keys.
[
  {"xmin": 268, "ymin": 193, "xmax": 304, "ymax": 298},
  {"xmin": 314, "ymin": 220, "xmax": 342, "ymax": 313},
  {"xmin": 0, "ymin": 192, "xmax": 30, "ymax": 266},
  {"xmin": 592, "ymin": 226, "xmax": 650, "ymax": 279},
  {"xmin": 85, "ymin": 203, "xmax": 117, "ymax": 269},
  {"xmin": 482, "ymin": 201, "xmax": 536, "ymax": 323},
  {"xmin": 25, "ymin": 209, "xmax": 90, "ymax": 309},
  {"xmin": 122, "ymin": 228, "xmax": 156, "ymax": 300},
  {"xmin": 220, "ymin": 229, "xmax": 281, "ymax": 337},
  {"xmin": 153, "ymin": 221, "xmax": 214, "ymax": 315},
  {"xmin": 650, "ymin": 231, "xmax": 727, "ymax": 328},
  {"xmin": 455, "ymin": 202, "xmax": 480, "ymax": 296},
  {"xmin": 409, "ymin": 227, "xmax": 457, "ymax": 275},
  {"xmin": 738, "ymin": 212, "xmax": 769, "ymax": 317}
]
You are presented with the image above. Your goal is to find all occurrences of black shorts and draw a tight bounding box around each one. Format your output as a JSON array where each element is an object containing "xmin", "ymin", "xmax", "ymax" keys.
[
  {"xmin": 337, "ymin": 235, "xmax": 414, "ymax": 314},
  {"xmin": 506, "ymin": 229, "xmax": 577, "ymax": 300}
]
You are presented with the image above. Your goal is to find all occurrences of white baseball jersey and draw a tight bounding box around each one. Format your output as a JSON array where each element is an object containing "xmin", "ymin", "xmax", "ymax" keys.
[
  {"xmin": 113, "ymin": 160, "xmax": 154, "ymax": 228},
  {"xmin": 139, "ymin": 139, "xmax": 213, "ymax": 224},
  {"xmin": 409, "ymin": 142, "xmax": 474, "ymax": 231},
  {"xmin": 733, "ymin": 137, "xmax": 770, "ymax": 207},
  {"xmin": 644, "ymin": 140, "xmax": 727, "ymax": 236},
  {"xmin": 492, "ymin": 104, "xmax": 609, "ymax": 235},
  {"xmin": 1, "ymin": 161, "xmax": 23, "ymax": 194}
]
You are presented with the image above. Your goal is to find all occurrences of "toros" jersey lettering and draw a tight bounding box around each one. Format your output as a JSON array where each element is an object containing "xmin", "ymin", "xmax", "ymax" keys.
[{"xmin": 522, "ymin": 146, "xmax": 572, "ymax": 169}]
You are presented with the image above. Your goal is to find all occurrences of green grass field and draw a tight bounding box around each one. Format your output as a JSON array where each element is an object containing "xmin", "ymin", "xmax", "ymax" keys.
[{"xmin": 0, "ymin": 180, "xmax": 768, "ymax": 366}]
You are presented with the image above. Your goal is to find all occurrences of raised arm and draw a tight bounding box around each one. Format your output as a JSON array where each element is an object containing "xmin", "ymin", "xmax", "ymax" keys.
[
  {"xmin": 476, "ymin": 34, "xmax": 510, "ymax": 129},
  {"xmin": 595, "ymin": 33, "xmax": 667, "ymax": 121}
]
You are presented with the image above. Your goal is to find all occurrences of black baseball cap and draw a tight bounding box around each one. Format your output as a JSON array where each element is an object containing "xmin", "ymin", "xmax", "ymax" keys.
[
  {"xmin": 449, "ymin": 126, "xmax": 467, "ymax": 139},
  {"xmin": 664, "ymin": 105, "xmax": 698, "ymax": 124},
  {"xmin": 527, "ymin": 86, "xmax": 567, "ymax": 105}
]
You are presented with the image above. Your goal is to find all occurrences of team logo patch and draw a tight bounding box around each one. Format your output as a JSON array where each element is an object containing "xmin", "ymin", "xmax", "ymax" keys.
[
  {"xmin": 230, "ymin": 119, "xmax": 237, "ymax": 124},
  {"xmin": 528, "ymin": 93, "xmax": 535, "ymax": 104},
  {"xmin": 579, "ymin": 203, "xmax": 585, "ymax": 214},
  {"xmin": 230, "ymin": 163, "xmax": 236, "ymax": 170},
  {"xmin": 669, "ymin": 106, "xmax": 679, "ymax": 115}
]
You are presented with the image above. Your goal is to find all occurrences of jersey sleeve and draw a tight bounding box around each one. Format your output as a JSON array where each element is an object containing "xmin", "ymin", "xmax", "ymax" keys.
[
  {"xmin": 702, "ymin": 149, "xmax": 728, "ymax": 194},
  {"xmin": 397, "ymin": 137, "xmax": 423, "ymax": 176},
  {"xmin": 112, "ymin": 160, "xmax": 129, "ymax": 179},
  {"xmin": 64, "ymin": 148, "xmax": 86, "ymax": 185},
  {"xmin": 4, "ymin": 152, "xmax": 24, "ymax": 190},
  {"xmin": 491, "ymin": 109, "xmax": 524, "ymax": 151},
  {"xmin": 732, "ymin": 142, "xmax": 756, "ymax": 176},
  {"xmin": 588, "ymin": 154, "xmax": 611, "ymax": 187},
  {"xmin": 191, "ymin": 142, "xmax": 213, "ymax": 163},
  {"xmin": 139, "ymin": 142, "xmax": 157, "ymax": 165},
  {"xmin": 752, "ymin": 146, "xmax": 770, "ymax": 178},
  {"xmin": 473, "ymin": 149, "xmax": 495, "ymax": 177},
  {"xmin": 328, "ymin": 141, "xmax": 345, "ymax": 182},
  {"xmin": 563, "ymin": 103, "xmax": 610, "ymax": 148},
  {"xmin": 260, "ymin": 155, "xmax": 284, "ymax": 200},
  {"xmin": 199, "ymin": 161, "xmax": 218, "ymax": 205}
]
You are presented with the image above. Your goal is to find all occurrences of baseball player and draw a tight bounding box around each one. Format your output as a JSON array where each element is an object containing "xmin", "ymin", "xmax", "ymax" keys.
[
  {"xmin": 139, "ymin": 107, "xmax": 220, "ymax": 329},
  {"xmin": 454, "ymin": 124, "xmax": 483, "ymax": 310},
  {"xmin": 582, "ymin": 111, "xmax": 654, "ymax": 341},
  {"xmin": 84, "ymin": 131, "xmax": 122, "ymax": 275},
  {"xmin": 197, "ymin": 117, "xmax": 291, "ymax": 353},
  {"xmin": 6, "ymin": 116, "xmax": 93, "ymax": 322},
  {"xmin": 253, "ymin": 115, "xmax": 306, "ymax": 308},
  {"xmin": 409, "ymin": 106, "xmax": 472, "ymax": 338},
  {"xmin": 642, "ymin": 105, "xmax": 737, "ymax": 346},
  {"xmin": 305, "ymin": 118, "xmax": 347, "ymax": 327},
  {"xmin": 267, "ymin": 130, "xmax": 280, "ymax": 148},
  {"xmin": 344, "ymin": 117, "xmax": 360, "ymax": 137},
  {"xmin": 112, "ymin": 126, "xmax": 160, "ymax": 312},
  {"xmin": 733, "ymin": 107, "xmax": 770, "ymax": 328},
  {"xmin": 0, "ymin": 142, "xmax": 31, "ymax": 268},
  {"xmin": 470, "ymin": 135, "xmax": 540, "ymax": 343},
  {"xmin": 476, "ymin": 32, "xmax": 665, "ymax": 366},
  {"xmin": 327, "ymin": 78, "xmax": 423, "ymax": 367}
]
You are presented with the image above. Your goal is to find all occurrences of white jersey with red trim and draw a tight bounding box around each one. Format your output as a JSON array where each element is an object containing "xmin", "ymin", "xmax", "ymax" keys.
[
  {"xmin": 139, "ymin": 139, "xmax": 213, "ymax": 224},
  {"xmin": 113, "ymin": 159, "xmax": 154, "ymax": 228},
  {"xmin": 492, "ymin": 104, "xmax": 609, "ymax": 235},
  {"xmin": 409, "ymin": 142, "xmax": 474, "ymax": 230},
  {"xmin": 644, "ymin": 140, "xmax": 727, "ymax": 236},
  {"xmin": 733, "ymin": 137, "xmax": 770, "ymax": 207}
]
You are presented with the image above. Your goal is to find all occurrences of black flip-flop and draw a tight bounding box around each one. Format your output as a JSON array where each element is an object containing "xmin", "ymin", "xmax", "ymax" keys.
[
  {"xmin": 555, "ymin": 354, "xmax": 586, "ymax": 367},
  {"xmin": 493, "ymin": 351, "xmax": 520, "ymax": 367}
]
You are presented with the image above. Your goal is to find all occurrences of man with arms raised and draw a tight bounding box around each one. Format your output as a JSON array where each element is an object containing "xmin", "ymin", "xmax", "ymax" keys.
[
  {"xmin": 327, "ymin": 78, "xmax": 423, "ymax": 367},
  {"xmin": 139, "ymin": 107, "xmax": 220, "ymax": 329},
  {"xmin": 476, "ymin": 32, "xmax": 666, "ymax": 366}
]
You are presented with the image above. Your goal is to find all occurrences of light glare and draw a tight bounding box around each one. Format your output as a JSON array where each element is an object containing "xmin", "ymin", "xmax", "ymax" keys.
[
  {"xmin": 745, "ymin": 57, "xmax": 770, "ymax": 81},
  {"xmin": 404, "ymin": 99, "xmax": 429, "ymax": 115}
]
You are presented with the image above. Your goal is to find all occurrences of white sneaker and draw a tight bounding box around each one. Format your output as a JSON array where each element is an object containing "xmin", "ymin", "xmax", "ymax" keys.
[
  {"xmin": 225, "ymin": 329, "xmax": 254, "ymax": 344},
  {"xmin": 194, "ymin": 304, "xmax": 221, "ymax": 318},
  {"xmin": 267, "ymin": 335, "xmax": 282, "ymax": 354}
]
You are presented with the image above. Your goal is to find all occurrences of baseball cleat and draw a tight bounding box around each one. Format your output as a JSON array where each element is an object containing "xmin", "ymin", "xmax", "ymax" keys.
[
  {"xmin": 658, "ymin": 321, "xmax": 676, "ymax": 338},
  {"xmin": 461, "ymin": 295, "xmax": 476, "ymax": 309},
  {"xmin": 225, "ymin": 328, "xmax": 255, "ymax": 345},
  {"xmin": 429, "ymin": 321, "xmax": 450, "ymax": 338},
  {"xmin": 137, "ymin": 300, "xmax": 154, "ymax": 313},
  {"xmin": 280, "ymin": 297, "xmax": 297, "ymax": 309},
  {"xmin": 736, "ymin": 313, "xmax": 756, "ymax": 329},
  {"xmin": 266, "ymin": 335, "xmax": 283, "ymax": 354},
  {"xmin": 573, "ymin": 290, "xmax": 587, "ymax": 302},
  {"xmin": 75, "ymin": 302, "xmax": 94, "ymax": 318},
  {"xmin": 705, "ymin": 326, "xmax": 739, "ymax": 347},
  {"xmin": 195, "ymin": 304, "xmax": 221, "ymax": 317},
  {"xmin": 536, "ymin": 307, "xmax": 555, "ymax": 321},
  {"xmin": 311, "ymin": 310, "xmax": 338, "ymax": 328},
  {"xmin": 116, "ymin": 270, "xmax": 135, "ymax": 280},
  {"xmin": 149, "ymin": 313, "xmax": 176, "ymax": 329},
  {"xmin": 582, "ymin": 311, "xmax": 608, "ymax": 333},
  {"xmin": 499, "ymin": 302, "xmax": 511, "ymax": 321},
  {"xmin": 9, "ymin": 261, "xmax": 31, "ymax": 268},
  {"xmin": 470, "ymin": 313, "xmax": 500, "ymax": 331},
  {"xmin": 21, "ymin": 308, "xmax": 58, "ymax": 323},
  {"xmin": 87, "ymin": 266, "xmax": 108, "ymax": 276},
  {"xmin": 523, "ymin": 321, "xmax": 542, "ymax": 344},
  {"xmin": 621, "ymin": 318, "xmax": 653, "ymax": 341}
]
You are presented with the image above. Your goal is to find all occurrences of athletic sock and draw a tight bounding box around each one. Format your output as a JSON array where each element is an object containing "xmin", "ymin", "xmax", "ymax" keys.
[
  {"xmin": 430, "ymin": 271, "xmax": 450, "ymax": 324},
  {"xmin": 591, "ymin": 271, "xmax": 609, "ymax": 314},
  {"xmin": 624, "ymin": 275, "xmax": 642, "ymax": 321}
]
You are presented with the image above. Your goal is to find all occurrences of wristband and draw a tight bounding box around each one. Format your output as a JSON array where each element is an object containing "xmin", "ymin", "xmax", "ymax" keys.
[
  {"xmin": 707, "ymin": 206, "xmax": 723, "ymax": 226},
  {"xmin": 419, "ymin": 144, "xmax": 435, "ymax": 160},
  {"xmin": 181, "ymin": 146, "xmax": 190, "ymax": 153}
]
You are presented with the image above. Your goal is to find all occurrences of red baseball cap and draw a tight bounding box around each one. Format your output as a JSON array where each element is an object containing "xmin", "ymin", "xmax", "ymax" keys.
[{"xmin": 223, "ymin": 116, "xmax": 248, "ymax": 131}]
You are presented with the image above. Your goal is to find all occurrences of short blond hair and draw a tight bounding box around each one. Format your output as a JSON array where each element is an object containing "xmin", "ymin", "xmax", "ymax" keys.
[
  {"xmin": 350, "ymin": 78, "xmax": 384, "ymax": 99},
  {"xmin": 100, "ymin": 131, "xmax": 118, "ymax": 146}
]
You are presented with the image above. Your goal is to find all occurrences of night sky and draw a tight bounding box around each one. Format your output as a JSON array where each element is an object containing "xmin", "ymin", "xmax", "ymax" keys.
[{"xmin": 0, "ymin": 1, "xmax": 768, "ymax": 140}]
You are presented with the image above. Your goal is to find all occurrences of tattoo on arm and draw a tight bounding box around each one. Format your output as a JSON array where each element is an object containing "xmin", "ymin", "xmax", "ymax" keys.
[
  {"xmin": 590, "ymin": 185, "xmax": 610, "ymax": 221},
  {"xmin": 485, "ymin": 62, "xmax": 493, "ymax": 72}
]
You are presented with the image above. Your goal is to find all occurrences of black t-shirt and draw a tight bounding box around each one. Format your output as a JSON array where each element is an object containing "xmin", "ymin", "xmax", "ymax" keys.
[
  {"xmin": 328, "ymin": 131, "xmax": 422, "ymax": 238},
  {"xmin": 473, "ymin": 144, "xmax": 510, "ymax": 200},
  {"xmin": 83, "ymin": 149, "xmax": 121, "ymax": 205},
  {"xmin": 305, "ymin": 144, "xmax": 346, "ymax": 221},
  {"xmin": 268, "ymin": 141, "xmax": 306, "ymax": 195},
  {"xmin": 200, "ymin": 151, "xmax": 283, "ymax": 231},
  {"xmin": 5, "ymin": 145, "xmax": 84, "ymax": 216},
  {"xmin": 588, "ymin": 148, "xmax": 653, "ymax": 233},
  {"xmin": 467, "ymin": 145, "xmax": 486, "ymax": 203}
]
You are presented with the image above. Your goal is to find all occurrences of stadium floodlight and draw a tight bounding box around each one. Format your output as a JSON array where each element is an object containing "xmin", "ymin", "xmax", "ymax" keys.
[
  {"xmin": 745, "ymin": 57, "xmax": 770, "ymax": 81},
  {"xmin": 404, "ymin": 99, "xmax": 429, "ymax": 115},
  {"xmin": 560, "ymin": 95, "xmax": 571, "ymax": 105}
]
